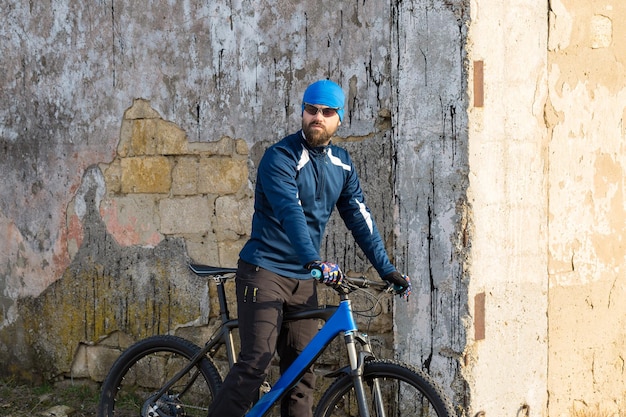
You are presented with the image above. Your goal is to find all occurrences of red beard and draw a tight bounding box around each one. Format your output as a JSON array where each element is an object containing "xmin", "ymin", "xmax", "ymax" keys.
[{"xmin": 302, "ymin": 121, "xmax": 332, "ymax": 147}]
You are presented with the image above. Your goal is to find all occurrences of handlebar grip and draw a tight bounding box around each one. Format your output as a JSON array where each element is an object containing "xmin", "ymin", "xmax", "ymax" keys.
[{"xmin": 310, "ymin": 268, "xmax": 323, "ymax": 279}]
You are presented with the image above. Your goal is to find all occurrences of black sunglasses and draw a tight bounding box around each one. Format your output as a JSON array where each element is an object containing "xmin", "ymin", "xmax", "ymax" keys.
[{"xmin": 303, "ymin": 103, "xmax": 339, "ymax": 118}]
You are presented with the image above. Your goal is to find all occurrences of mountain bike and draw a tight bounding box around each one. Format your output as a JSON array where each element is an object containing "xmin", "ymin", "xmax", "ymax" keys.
[{"xmin": 97, "ymin": 263, "xmax": 456, "ymax": 417}]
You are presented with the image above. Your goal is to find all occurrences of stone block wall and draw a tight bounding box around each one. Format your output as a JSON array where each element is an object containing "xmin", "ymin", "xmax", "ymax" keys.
[
  {"xmin": 0, "ymin": 98, "xmax": 253, "ymax": 380},
  {"xmin": 99, "ymin": 98, "xmax": 252, "ymax": 267}
]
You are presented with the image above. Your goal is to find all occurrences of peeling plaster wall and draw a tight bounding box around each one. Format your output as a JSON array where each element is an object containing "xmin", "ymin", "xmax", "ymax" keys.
[
  {"xmin": 547, "ymin": 1, "xmax": 626, "ymax": 415},
  {"xmin": 464, "ymin": 0, "xmax": 626, "ymax": 416},
  {"xmin": 466, "ymin": 1, "xmax": 549, "ymax": 416}
]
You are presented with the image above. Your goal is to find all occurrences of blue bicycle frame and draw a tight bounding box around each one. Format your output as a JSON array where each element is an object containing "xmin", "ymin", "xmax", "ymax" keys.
[{"xmin": 245, "ymin": 298, "xmax": 359, "ymax": 417}]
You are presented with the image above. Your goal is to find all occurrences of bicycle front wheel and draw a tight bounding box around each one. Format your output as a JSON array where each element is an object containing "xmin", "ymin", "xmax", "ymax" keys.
[
  {"xmin": 98, "ymin": 335, "xmax": 222, "ymax": 417},
  {"xmin": 315, "ymin": 359, "xmax": 456, "ymax": 417}
]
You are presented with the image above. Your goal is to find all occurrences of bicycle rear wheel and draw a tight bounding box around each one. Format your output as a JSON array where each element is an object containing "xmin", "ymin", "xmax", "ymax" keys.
[
  {"xmin": 98, "ymin": 335, "xmax": 222, "ymax": 417},
  {"xmin": 314, "ymin": 359, "xmax": 456, "ymax": 417}
]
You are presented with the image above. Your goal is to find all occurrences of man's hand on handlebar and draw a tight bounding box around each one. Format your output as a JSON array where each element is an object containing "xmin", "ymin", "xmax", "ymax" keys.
[
  {"xmin": 306, "ymin": 261, "xmax": 343, "ymax": 287},
  {"xmin": 383, "ymin": 271, "xmax": 412, "ymax": 301},
  {"xmin": 307, "ymin": 262, "xmax": 412, "ymax": 300}
]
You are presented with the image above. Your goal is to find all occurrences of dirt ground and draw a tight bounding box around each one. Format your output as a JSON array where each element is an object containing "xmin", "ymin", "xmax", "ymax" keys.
[{"xmin": 0, "ymin": 378, "xmax": 99, "ymax": 417}]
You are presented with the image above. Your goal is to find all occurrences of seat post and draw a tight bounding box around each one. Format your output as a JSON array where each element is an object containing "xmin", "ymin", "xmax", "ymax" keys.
[{"xmin": 215, "ymin": 276, "xmax": 231, "ymax": 322}]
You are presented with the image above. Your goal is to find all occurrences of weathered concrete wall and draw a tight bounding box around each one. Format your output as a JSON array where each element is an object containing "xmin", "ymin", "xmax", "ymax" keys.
[
  {"xmin": 547, "ymin": 1, "xmax": 626, "ymax": 415},
  {"xmin": 391, "ymin": 1, "xmax": 470, "ymax": 413},
  {"xmin": 465, "ymin": 1, "xmax": 550, "ymax": 416},
  {"xmin": 0, "ymin": 0, "xmax": 467, "ymax": 407}
]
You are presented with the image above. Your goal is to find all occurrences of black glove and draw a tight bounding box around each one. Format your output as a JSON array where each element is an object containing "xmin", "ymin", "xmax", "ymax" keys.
[{"xmin": 383, "ymin": 271, "xmax": 410, "ymax": 294}]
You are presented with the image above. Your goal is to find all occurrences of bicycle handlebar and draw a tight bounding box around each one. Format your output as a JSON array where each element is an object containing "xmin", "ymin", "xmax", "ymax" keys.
[
  {"xmin": 310, "ymin": 268, "xmax": 391, "ymax": 294},
  {"xmin": 189, "ymin": 263, "xmax": 391, "ymax": 294},
  {"xmin": 343, "ymin": 276, "xmax": 389, "ymax": 290}
]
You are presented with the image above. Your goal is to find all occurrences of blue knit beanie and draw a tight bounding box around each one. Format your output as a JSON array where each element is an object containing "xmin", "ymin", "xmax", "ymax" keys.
[{"xmin": 302, "ymin": 80, "xmax": 345, "ymax": 122}]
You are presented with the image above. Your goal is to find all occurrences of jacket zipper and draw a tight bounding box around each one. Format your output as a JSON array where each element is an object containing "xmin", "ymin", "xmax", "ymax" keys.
[{"xmin": 315, "ymin": 150, "xmax": 326, "ymax": 201}]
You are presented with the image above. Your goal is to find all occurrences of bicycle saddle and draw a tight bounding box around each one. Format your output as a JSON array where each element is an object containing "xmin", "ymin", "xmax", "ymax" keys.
[{"xmin": 189, "ymin": 264, "xmax": 237, "ymax": 276}]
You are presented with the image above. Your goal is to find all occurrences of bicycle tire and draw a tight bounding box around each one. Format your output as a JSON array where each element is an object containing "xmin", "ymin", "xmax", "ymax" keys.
[
  {"xmin": 314, "ymin": 359, "xmax": 456, "ymax": 417},
  {"xmin": 97, "ymin": 335, "xmax": 222, "ymax": 417}
]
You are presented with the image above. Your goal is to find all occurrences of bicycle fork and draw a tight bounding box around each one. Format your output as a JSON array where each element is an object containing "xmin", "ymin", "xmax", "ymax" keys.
[{"xmin": 344, "ymin": 332, "xmax": 386, "ymax": 417}]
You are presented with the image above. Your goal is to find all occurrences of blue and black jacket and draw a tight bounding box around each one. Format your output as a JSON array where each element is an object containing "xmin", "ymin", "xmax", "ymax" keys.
[{"xmin": 239, "ymin": 131, "xmax": 395, "ymax": 279}]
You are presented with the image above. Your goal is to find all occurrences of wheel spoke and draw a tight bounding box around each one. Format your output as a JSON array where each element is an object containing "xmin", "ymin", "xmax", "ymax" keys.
[
  {"xmin": 98, "ymin": 335, "xmax": 222, "ymax": 417},
  {"xmin": 314, "ymin": 360, "xmax": 456, "ymax": 417}
]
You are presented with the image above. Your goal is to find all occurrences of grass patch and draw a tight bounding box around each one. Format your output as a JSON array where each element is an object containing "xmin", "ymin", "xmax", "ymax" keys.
[{"xmin": 0, "ymin": 377, "xmax": 99, "ymax": 416}]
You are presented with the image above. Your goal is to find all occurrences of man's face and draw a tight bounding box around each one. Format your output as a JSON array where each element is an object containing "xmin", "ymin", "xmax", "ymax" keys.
[{"xmin": 301, "ymin": 103, "xmax": 341, "ymax": 147}]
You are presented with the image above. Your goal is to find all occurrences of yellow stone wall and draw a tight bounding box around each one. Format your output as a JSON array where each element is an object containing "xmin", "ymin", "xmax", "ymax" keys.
[{"xmin": 100, "ymin": 98, "xmax": 252, "ymax": 266}]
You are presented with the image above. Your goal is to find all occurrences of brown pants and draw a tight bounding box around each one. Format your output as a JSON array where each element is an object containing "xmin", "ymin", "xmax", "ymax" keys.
[{"xmin": 208, "ymin": 260, "xmax": 319, "ymax": 417}]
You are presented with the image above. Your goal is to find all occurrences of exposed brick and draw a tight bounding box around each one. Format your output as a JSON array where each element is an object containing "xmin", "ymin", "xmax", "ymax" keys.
[
  {"xmin": 131, "ymin": 120, "xmax": 158, "ymax": 156},
  {"xmin": 69, "ymin": 343, "xmax": 89, "ymax": 378},
  {"xmin": 235, "ymin": 138, "xmax": 249, "ymax": 155},
  {"xmin": 218, "ymin": 238, "xmax": 246, "ymax": 267},
  {"xmin": 185, "ymin": 231, "xmax": 220, "ymax": 266},
  {"xmin": 97, "ymin": 330, "xmax": 136, "ymax": 349},
  {"xmin": 159, "ymin": 196, "xmax": 212, "ymax": 235},
  {"xmin": 215, "ymin": 195, "xmax": 253, "ymax": 237},
  {"xmin": 198, "ymin": 158, "xmax": 248, "ymax": 195},
  {"xmin": 100, "ymin": 195, "xmax": 163, "ymax": 246},
  {"xmin": 121, "ymin": 156, "xmax": 172, "ymax": 194},
  {"xmin": 117, "ymin": 118, "xmax": 134, "ymax": 157},
  {"xmin": 87, "ymin": 344, "xmax": 123, "ymax": 382},
  {"xmin": 128, "ymin": 119, "xmax": 188, "ymax": 156},
  {"xmin": 156, "ymin": 120, "xmax": 188, "ymax": 155},
  {"xmin": 172, "ymin": 157, "xmax": 199, "ymax": 196},
  {"xmin": 187, "ymin": 136, "xmax": 235, "ymax": 156}
]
